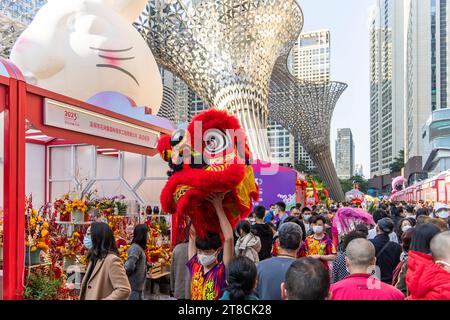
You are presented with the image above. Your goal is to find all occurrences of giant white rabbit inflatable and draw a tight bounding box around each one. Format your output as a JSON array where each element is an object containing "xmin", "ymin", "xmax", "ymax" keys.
[{"xmin": 10, "ymin": 0, "xmax": 162, "ymax": 114}]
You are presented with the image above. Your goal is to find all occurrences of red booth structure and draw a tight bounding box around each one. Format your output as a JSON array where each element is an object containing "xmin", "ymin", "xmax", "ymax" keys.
[{"xmin": 0, "ymin": 58, "xmax": 172, "ymax": 299}]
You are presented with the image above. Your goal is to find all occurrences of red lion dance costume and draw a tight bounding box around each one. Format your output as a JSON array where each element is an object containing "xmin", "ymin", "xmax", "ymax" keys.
[{"xmin": 157, "ymin": 109, "xmax": 259, "ymax": 243}]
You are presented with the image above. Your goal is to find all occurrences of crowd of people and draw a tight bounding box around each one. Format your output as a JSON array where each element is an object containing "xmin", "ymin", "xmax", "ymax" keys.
[
  {"xmin": 75, "ymin": 196, "xmax": 450, "ymax": 300},
  {"xmin": 171, "ymin": 198, "xmax": 450, "ymax": 301}
]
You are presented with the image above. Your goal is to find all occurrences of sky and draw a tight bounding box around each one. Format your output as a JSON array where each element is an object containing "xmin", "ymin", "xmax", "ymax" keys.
[{"xmin": 298, "ymin": 0, "xmax": 375, "ymax": 178}]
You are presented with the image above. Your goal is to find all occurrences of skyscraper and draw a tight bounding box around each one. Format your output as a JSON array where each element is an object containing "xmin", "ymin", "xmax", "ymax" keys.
[
  {"xmin": 267, "ymin": 120, "xmax": 295, "ymax": 166},
  {"xmin": 335, "ymin": 128, "xmax": 355, "ymax": 180},
  {"xmin": 370, "ymin": 0, "xmax": 405, "ymax": 178},
  {"xmin": 289, "ymin": 30, "xmax": 331, "ymax": 83},
  {"xmin": 157, "ymin": 68, "xmax": 176, "ymax": 122},
  {"xmin": 268, "ymin": 30, "xmax": 331, "ymax": 169}
]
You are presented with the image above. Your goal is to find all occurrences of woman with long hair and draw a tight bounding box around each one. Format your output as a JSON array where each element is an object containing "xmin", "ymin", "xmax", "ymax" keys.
[
  {"xmin": 80, "ymin": 222, "xmax": 131, "ymax": 300},
  {"xmin": 124, "ymin": 224, "xmax": 149, "ymax": 300},
  {"xmin": 220, "ymin": 256, "xmax": 258, "ymax": 300}
]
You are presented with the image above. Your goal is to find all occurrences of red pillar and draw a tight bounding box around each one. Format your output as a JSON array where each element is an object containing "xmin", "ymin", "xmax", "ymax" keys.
[{"xmin": 2, "ymin": 59, "xmax": 26, "ymax": 300}]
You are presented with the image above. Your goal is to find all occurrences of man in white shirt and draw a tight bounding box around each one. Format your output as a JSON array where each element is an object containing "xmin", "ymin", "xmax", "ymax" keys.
[{"xmin": 367, "ymin": 209, "xmax": 399, "ymax": 243}]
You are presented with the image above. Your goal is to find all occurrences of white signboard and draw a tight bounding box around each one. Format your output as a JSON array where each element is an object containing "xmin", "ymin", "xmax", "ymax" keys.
[{"xmin": 44, "ymin": 99, "xmax": 159, "ymax": 148}]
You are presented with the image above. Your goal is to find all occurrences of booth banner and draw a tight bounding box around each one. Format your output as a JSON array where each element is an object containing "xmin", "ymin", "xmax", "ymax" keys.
[
  {"xmin": 252, "ymin": 163, "xmax": 297, "ymax": 210},
  {"xmin": 44, "ymin": 98, "xmax": 159, "ymax": 148}
]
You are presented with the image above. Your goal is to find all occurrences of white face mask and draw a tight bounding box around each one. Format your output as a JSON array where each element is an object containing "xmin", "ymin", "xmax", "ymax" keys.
[
  {"xmin": 197, "ymin": 253, "xmax": 217, "ymax": 267},
  {"xmin": 437, "ymin": 210, "xmax": 450, "ymax": 219},
  {"xmin": 303, "ymin": 215, "xmax": 311, "ymax": 222},
  {"xmin": 313, "ymin": 225, "xmax": 324, "ymax": 234},
  {"xmin": 401, "ymin": 225, "xmax": 412, "ymax": 233}
]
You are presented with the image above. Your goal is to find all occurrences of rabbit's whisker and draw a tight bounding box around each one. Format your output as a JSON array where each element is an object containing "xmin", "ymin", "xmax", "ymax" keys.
[
  {"xmin": 96, "ymin": 64, "xmax": 140, "ymax": 86},
  {"xmin": 98, "ymin": 55, "xmax": 135, "ymax": 61},
  {"xmin": 90, "ymin": 46, "xmax": 134, "ymax": 52}
]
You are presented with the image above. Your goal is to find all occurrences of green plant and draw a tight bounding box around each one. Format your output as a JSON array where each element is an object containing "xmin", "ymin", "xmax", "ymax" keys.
[{"xmin": 23, "ymin": 273, "xmax": 62, "ymax": 300}]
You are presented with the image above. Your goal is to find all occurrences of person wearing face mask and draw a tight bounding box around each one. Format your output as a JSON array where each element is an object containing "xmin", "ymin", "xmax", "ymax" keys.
[
  {"xmin": 395, "ymin": 218, "xmax": 415, "ymax": 241},
  {"xmin": 263, "ymin": 204, "xmax": 276, "ymax": 223},
  {"xmin": 80, "ymin": 223, "xmax": 131, "ymax": 300},
  {"xmin": 187, "ymin": 193, "xmax": 234, "ymax": 300},
  {"xmin": 300, "ymin": 207, "xmax": 314, "ymax": 235},
  {"xmin": 433, "ymin": 202, "xmax": 450, "ymax": 222},
  {"xmin": 299, "ymin": 215, "xmax": 336, "ymax": 271},
  {"xmin": 406, "ymin": 231, "xmax": 450, "ymax": 299}
]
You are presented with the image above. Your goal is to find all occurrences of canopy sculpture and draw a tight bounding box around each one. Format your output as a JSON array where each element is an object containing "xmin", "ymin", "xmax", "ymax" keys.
[
  {"xmin": 269, "ymin": 55, "xmax": 347, "ymax": 202},
  {"xmin": 134, "ymin": 0, "xmax": 304, "ymax": 161},
  {"xmin": 0, "ymin": 0, "xmax": 44, "ymax": 58}
]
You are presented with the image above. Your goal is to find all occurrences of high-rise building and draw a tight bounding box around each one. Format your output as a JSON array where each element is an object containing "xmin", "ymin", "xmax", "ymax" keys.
[
  {"xmin": 295, "ymin": 141, "xmax": 315, "ymax": 170},
  {"xmin": 370, "ymin": 0, "xmax": 405, "ymax": 178},
  {"xmin": 157, "ymin": 68, "xmax": 176, "ymax": 122},
  {"xmin": 267, "ymin": 120, "xmax": 295, "ymax": 166},
  {"xmin": 400, "ymin": 0, "xmax": 450, "ymax": 183},
  {"xmin": 402, "ymin": 0, "xmax": 434, "ymax": 183},
  {"xmin": 173, "ymin": 76, "xmax": 190, "ymax": 125},
  {"xmin": 268, "ymin": 29, "xmax": 332, "ymax": 169},
  {"xmin": 289, "ymin": 30, "xmax": 331, "ymax": 83},
  {"xmin": 335, "ymin": 128, "xmax": 355, "ymax": 180},
  {"xmin": 188, "ymin": 89, "xmax": 209, "ymax": 119},
  {"xmin": 355, "ymin": 164, "xmax": 364, "ymax": 176}
]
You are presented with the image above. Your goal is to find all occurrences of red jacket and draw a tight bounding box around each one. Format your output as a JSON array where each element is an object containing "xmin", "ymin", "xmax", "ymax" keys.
[{"xmin": 406, "ymin": 251, "xmax": 450, "ymax": 300}]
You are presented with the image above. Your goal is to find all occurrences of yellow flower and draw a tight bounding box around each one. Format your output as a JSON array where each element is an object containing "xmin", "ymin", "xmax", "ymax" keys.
[
  {"xmin": 41, "ymin": 229, "xmax": 48, "ymax": 237},
  {"xmin": 29, "ymin": 218, "xmax": 36, "ymax": 226},
  {"xmin": 43, "ymin": 222, "xmax": 49, "ymax": 228},
  {"xmin": 31, "ymin": 246, "xmax": 37, "ymax": 252},
  {"xmin": 37, "ymin": 242, "xmax": 49, "ymax": 253},
  {"xmin": 31, "ymin": 208, "xmax": 37, "ymax": 214}
]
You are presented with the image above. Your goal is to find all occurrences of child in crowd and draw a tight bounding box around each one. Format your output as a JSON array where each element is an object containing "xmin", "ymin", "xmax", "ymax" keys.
[{"xmin": 187, "ymin": 193, "xmax": 234, "ymax": 300}]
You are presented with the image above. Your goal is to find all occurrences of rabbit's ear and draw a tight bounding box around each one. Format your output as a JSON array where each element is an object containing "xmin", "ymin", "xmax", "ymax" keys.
[{"xmin": 103, "ymin": 0, "xmax": 148, "ymax": 22}]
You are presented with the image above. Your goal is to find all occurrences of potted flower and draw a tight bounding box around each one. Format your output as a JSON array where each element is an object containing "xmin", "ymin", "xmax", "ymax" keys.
[
  {"xmin": 25, "ymin": 196, "xmax": 50, "ymax": 266},
  {"xmin": 54, "ymin": 194, "xmax": 72, "ymax": 222},
  {"xmin": 96, "ymin": 197, "xmax": 116, "ymax": 217},
  {"xmin": 56, "ymin": 231, "xmax": 86, "ymax": 270},
  {"xmin": 114, "ymin": 195, "xmax": 128, "ymax": 216}
]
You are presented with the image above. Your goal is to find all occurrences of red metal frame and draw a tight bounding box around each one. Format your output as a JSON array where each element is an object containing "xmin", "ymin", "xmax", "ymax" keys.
[
  {"xmin": 1, "ymin": 58, "xmax": 171, "ymax": 299},
  {"xmin": 1, "ymin": 59, "xmax": 26, "ymax": 300}
]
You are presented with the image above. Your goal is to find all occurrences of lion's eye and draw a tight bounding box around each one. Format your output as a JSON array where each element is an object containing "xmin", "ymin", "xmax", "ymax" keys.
[
  {"xmin": 204, "ymin": 129, "xmax": 230, "ymax": 154},
  {"xmin": 170, "ymin": 129, "xmax": 186, "ymax": 147}
]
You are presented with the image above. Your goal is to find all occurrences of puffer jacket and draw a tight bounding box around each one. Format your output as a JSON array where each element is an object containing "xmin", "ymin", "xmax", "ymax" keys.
[
  {"xmin": 235, "ymin": 233, "xmax": 261, "ymax": 264},
  {"xmin": 405, "ymin": 251, "xmax": 450, "ymax": 300}
]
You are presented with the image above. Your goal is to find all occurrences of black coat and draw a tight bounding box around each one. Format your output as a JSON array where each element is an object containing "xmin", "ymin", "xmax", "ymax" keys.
[{"xmin": 370, "ymin": 234, "xmax": 402, "ymax": 284}]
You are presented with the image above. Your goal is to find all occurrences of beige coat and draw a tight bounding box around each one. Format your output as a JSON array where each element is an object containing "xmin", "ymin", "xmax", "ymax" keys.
[{"xmin": 80, "ymin": 253, "xmax": 131, "ymax": 300}]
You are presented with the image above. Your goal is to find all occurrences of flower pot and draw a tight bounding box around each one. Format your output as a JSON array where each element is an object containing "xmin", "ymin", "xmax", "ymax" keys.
[
  {"xmin": 84, "ymin": 211, "xmax": 91, "ymax": 222},
  {"xmin": 59, "ymin": 212, "xmax": 71, "ymax": 222},
  {"xmin": 71, "ymin": 210, "xmax": 85, "ymax": 224},
  {"xmin": 25, "ymin": 247, "xmax": 41, "ymax": 266},
  {"xmin": 63, "ymin": 256, "xmax": 76, "ymax": 270}
]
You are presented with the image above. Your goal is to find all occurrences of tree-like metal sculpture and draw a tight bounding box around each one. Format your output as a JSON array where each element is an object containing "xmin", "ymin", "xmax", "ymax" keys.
[
  {"xmin": 0, "ymin": 0, "xmax": 45, "ymax": 58},
  {"xmin": 135, "ymin": 0, "xmax": 304, "ymax": 161},
  {"xmin": 269, "ymin": 55, "xmax": 347, "ymax": 201}
]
